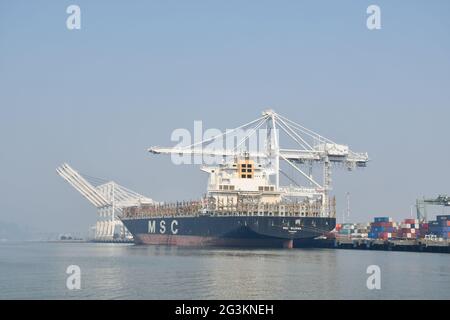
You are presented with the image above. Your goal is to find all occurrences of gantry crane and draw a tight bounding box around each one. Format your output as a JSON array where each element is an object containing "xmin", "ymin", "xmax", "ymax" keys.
[
  {"xmin": 416, "ymin": 195, "xmax": 450, "ymax": 222},
  {"xmin": 57, "ymin": 163, "xmax": 154, "ymax": 241},
  {"xmin": 149, "ymin": 110, "xmax": 369, "ymax": 217}
]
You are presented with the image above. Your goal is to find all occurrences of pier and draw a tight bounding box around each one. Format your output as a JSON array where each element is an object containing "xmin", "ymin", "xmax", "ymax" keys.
[{"xmin": 303, "ymin": 238, "xmax": 450, "ymax": 254}]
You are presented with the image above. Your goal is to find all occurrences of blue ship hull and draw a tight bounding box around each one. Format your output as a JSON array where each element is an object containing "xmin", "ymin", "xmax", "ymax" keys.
[{"xmin": 121, "ymin": 215, "xmax": 336, "ymax": 248}]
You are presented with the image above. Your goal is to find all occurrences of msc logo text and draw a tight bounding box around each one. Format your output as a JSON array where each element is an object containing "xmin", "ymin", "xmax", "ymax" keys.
[{"xmin": 148, "ymin": 220, "xmax": 179, "ymax": 234}]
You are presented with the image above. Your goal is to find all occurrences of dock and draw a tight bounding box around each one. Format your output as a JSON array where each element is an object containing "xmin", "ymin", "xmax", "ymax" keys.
[{"xmin": 303, "ymin": 238, "xmax": 450, "ymax": 253}]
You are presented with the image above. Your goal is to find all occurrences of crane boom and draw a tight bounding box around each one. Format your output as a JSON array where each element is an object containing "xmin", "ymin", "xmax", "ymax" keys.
[
  {"xmin": 57, "ymin": 163, "xmax": 110, "ymax": 208},
  {"xmin": 416, "ymin": 195, "xmax": 450, "ymax": 222},
  {"xmin": 425, "ymin": 195, "xmax": 450, "ymax": 206},
  {"xmin": 57, "ymin": 163, "xmax": 155, "ymax": 241},
  {"xmin": 148, "ymin": 110, "xmax": 369, "ymax": 168}
]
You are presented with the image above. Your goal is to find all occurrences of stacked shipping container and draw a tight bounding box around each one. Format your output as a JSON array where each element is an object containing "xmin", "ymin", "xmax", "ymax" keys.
[
  {"xmin": 335, "ymin": 223, "xmax": 369, "ymax": 238},
  {"xmin": 354, "ymin": 223, "xmax": 370, "ymax": 238},
  {"xmin": 332, "ymin": 215, "xmax": 450, "ymax": 241},
  {"xmin": 369, "ymin": 217, "xmax": 398, "ymax": 240},
  {"xmin": 336, "ymin": 223, "xmax": 354, "ymax": 237},
  {"xmin": 397, "ymin": 219, "xmax": 420, "ymax": 239},
  {"xmin": 419, "ymin": 223, "xmax": 429, "ymax": 238},
  {"xmin": 428, "ymin": 215, "xmax": 450, "ymax": 239}
]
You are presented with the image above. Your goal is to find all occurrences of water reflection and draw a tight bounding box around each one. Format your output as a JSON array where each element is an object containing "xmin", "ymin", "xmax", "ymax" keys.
[{"xmin": 0, "ymin": 242, "xmax": 449, "ymax": 299}]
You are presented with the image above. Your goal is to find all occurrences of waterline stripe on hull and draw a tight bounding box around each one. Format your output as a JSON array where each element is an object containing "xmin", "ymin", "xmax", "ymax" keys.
[{"xmin": 135, "ymin": 234, "xmax": 295, "ymax": 248}]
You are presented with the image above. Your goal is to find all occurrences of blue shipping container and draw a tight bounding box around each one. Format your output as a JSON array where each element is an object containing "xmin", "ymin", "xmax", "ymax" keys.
[
  {"xmin": 371, "ymin": 227, "xmax": 396, "ymax": 233},
  {"xmin": 429, "ymin": 226, "xmax": 450, "ymax": 232},
  {"xmin": 374, "ymin": 217, "xmax": 391, "ymax": 223}
]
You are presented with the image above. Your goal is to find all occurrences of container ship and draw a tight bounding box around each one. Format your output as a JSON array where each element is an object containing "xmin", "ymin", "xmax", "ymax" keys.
[
  {"xmin": 120, "ymin": 110, "xmax": 369, "ymax": 248},
  {"xmin": 121, "ymin": 155, "xmax": 336, "ymax": 248}
]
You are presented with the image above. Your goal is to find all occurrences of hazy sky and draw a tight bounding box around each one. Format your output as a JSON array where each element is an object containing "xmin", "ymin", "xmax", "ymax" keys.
[{"xmin": 1, "ymin": 0, "xmax": 449, "ymax": 234}]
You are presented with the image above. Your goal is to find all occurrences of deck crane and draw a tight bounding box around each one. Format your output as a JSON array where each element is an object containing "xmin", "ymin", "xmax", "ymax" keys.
[
  {"xmin": 148, "ymin": 110, "xmax": 369, "ymax": 217},
  {"xmin": 416, "ymin": 195, "xmax": 450, "ymax": 222}
]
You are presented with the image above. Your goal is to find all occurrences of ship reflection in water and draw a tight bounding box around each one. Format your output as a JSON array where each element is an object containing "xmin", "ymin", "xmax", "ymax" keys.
[{"xmin": 0, "ymin": 242, "xmax": 449, "ymax": 300}]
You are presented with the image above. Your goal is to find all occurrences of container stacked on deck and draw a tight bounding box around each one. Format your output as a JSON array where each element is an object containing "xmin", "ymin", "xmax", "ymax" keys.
[
  {"xmin": 398, "ymin": 219, "xmax": 420, "ymax": 239},
  {"xmin": 369, "ymin": 217, "xmax": 397, "ymax": 240},
  {"xmin": 428, "ymin": 215, "xmax": 450, "ymax": 239}
]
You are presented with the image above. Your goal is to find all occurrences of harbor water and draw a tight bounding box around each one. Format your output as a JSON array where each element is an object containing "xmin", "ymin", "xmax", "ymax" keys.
[{"xmin": 0, "ymin": 242, "xmax": 449, "ymax": 300}]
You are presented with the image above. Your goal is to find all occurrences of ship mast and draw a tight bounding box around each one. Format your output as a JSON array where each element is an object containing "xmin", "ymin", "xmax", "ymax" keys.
[{"xmin": 149, "ymin": 110, "xmax": 369, "ymax": 217}]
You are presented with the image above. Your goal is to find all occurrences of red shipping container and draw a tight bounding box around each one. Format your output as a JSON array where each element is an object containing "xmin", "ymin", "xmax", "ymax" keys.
[
  {"xmin": 372, "ymin": 222, "xmax": 396, "ymax": 228},
  {"xmin": 379, "ymin": 232, "xmax": 394, "ymax": 240}
]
